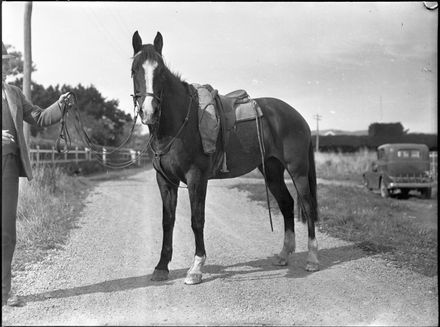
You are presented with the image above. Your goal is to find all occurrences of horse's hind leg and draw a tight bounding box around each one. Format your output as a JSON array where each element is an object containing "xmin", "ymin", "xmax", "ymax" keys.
[
  {"xmin": 285, "ymin": 165, "xmax": 319, "ymax": 272},
  {"xmin": 259, "ymin": 157, "xmax": 295, "ymax": 266}
]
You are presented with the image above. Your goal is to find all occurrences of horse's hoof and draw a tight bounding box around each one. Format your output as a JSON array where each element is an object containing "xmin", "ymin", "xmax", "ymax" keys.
[
  {"xmin": 273, "ymin": 255, "xmax": 288, "ymax": 266},
  {"xmin": 151, "ymin": 269, "xmax": 169, "ymax": 281},
  {"xmin": 184, "ymin": 273, "xmax": 202, "ymax": 285},
  {"xmin": 306, "ymin": 262, "xmax": 319, "ymax": 272}
]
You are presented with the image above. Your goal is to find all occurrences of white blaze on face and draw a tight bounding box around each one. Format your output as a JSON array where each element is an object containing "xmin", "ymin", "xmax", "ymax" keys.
[{"xmin": 141, "ymin": 59, "xmax": 158, "ymax": 119}]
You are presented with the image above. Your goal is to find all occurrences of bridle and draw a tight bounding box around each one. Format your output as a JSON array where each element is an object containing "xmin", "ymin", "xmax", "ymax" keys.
[
  {"xmin": 131, "ymin": 62, "xmax": 194, "ymax": 188},
  {"xmin": 131, "ymin": 92, "xmax": 162, "ymax": 107},
  {"xmin": 130, "ymin": 90, "xmax": 163, "ymax": 121}
]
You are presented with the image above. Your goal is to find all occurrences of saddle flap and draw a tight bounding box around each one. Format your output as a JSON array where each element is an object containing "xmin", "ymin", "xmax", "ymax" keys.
[{"xmin": 193, "ymin": 83, "xmax": 220, "ymax": 154}]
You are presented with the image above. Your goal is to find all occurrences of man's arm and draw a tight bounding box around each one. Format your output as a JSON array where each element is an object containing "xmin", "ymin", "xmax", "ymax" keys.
[{"xmin": 20, "ymin": 90, "xmax": 69, "ymax": 127}]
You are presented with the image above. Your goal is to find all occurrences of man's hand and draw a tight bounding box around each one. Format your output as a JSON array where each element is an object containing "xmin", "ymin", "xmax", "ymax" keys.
[
  {"xmin": 58, "ymin": 92, "xmax": 72, "ymax": 108},
  {"xmin": 2, "ymin": 130, "xmax": 15, "ymax": 145}
]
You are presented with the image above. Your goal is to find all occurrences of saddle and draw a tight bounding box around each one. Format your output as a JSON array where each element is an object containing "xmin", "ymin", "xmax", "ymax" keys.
[{"xmin": 193, "ymin": 84, "xmax": 263, "ymax": 172}]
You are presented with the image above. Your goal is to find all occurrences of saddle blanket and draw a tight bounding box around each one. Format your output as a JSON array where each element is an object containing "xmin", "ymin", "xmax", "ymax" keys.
[{"xmin": 193, "ymin": 83, "xmax": 263, "ymax": 154}]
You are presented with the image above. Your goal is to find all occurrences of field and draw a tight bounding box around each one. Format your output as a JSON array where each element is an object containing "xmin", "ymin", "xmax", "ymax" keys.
[
  {"xmin": 244, "ymin": 148, "xmax": 376, "ymax": 182},
  {"xmin": 314, "ymin": 148, "xmax": 376, "ymax": 182}
]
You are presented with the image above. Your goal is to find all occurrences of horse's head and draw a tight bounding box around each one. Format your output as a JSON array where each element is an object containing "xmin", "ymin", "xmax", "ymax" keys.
[{"xmin": 131, "ymin": 31, "xmax": 164, "ymax": 125}]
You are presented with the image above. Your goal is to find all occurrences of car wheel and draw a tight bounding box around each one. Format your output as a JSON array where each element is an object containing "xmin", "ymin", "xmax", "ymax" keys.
[
  {"xmin": 400, "ymin": 189, "xmax": 410, "ymax": 199},
  {"xmin": 380, "ymin": 179, "xmax": 389, "ymax": 198},
  {"xmin": 421, "ymin": 188, "xmax": 432, "ymax": 199}
]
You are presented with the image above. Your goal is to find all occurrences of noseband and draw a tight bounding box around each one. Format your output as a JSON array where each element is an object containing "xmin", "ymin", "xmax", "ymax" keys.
[{"xmin": 131, "ymin": 91, "xmax": 162, "ymax": 108}]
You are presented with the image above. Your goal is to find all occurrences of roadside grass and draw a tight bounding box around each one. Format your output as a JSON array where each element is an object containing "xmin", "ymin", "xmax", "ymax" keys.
[
  {"xmin": 242, "ymin": 149, "xmax": 377, "ymax": 183},
  {"xmin": 314, "ymin": 148, "xmax": 376, "ymax": 182},
  {"xmin": 13, "ymin": 164, "xmax": 90, "ymax": 272},
  {"xmin": 13, "ymin": 164, "xmax": 151, "ymax": 273},
  {"xmin": 232, "ymin": 183, "xmax": 437, "ymax": 277}
]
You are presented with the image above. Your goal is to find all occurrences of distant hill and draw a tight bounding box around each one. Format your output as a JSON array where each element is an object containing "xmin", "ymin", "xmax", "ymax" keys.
[{"xmin": 311, "ymin": 129, "xmax": 368, "ymax": 136}]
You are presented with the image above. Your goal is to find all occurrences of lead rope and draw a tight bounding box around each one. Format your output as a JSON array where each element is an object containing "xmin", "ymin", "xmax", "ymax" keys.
[
  {"xmin": 56, "ymin": 100, "xmax": 71, "ymax": 153},
  {"xmin": 254, "ymin": 104, "xmax": 273, "ymax": 232}
]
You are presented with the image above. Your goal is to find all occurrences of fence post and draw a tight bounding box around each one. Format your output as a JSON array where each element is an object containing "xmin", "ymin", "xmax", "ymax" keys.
[
  {"xmin": 129, "ymin": 149, "xmax": 135, "ymax": 165},
  {"xmin": 75, "ymin": 146, "xmax": 79, "ymax": 164},
  {"xmin": 36, "ymin": 145, "xmax": 40, "ymax": 168},
  {"xmin": 51, "ymin": 146, "xmax": 55, "ymax": 166},
  {"xmin": 64, "ymin": 145, "xmax": 67, "ymax": 161},
  {"xmin": 103, "ymin": 147, "xmax": 107, "ymax": 165},
  {"xmin": 137, "ymin": 151, "xmax": 141, "ymax": 166}
]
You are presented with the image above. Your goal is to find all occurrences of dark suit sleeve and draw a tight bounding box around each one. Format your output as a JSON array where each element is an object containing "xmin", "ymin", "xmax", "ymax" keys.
[{"xmin": 19, "ymin": 89, "xmax": 63, "ymax": 127}]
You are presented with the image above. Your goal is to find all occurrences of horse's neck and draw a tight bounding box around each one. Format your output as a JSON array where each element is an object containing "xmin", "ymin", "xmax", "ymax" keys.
[{"xmin": 155, "ymin": 73, "xmax": 191, "ymax": 142}]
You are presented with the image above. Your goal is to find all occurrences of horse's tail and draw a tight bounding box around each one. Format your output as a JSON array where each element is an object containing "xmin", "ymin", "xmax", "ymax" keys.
[{"xmin": 308, "ymin": 140, "xmax": 319, "ymax": 222}]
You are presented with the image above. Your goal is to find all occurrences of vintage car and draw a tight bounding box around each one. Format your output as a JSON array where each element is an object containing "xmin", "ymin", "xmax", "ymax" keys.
[{"xmin": 362, "ymin": 143, "xmax": 434, "ymax": 199}]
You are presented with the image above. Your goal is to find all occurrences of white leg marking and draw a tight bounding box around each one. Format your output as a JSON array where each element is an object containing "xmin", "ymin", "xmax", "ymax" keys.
[
  {"xmin": 274, "ymin": 230, "xmax": 295, "ymax": 266},
  {"xmin": 306, "ymin": 238, "xmax": 319, "ymax": 271},
  {"xmin": 184, "ymin": 255, "xmax": 206, "ymax": 285}
]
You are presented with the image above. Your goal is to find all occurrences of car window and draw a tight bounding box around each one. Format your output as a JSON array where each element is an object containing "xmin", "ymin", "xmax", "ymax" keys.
[
  {"xmin": 397, "ymin": 150, "xmax": 410, "ymax": 158},
  {"xmin": 397, "ymin": 149, "xmax": 421, "ymax": 158},
  {"xmin": 411, "ymin": 150, "xmax": 421, "ymax": 158},
  {"xmin": 378, "ymin": 149, "xmax": 385, "ymax": 160}
]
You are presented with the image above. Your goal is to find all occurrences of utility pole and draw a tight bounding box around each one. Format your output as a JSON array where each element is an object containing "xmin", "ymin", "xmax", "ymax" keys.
[
  {"xmin": 313, "ymin": 114, "xmax": 321, "ymax": 153},
  {"xmin": 23, "ymin": 1, "xmax": 33, "ymax": 147}
]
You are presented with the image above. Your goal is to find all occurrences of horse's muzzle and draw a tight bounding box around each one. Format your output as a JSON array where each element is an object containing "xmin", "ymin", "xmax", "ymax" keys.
[{"xmin": 139, "ymin": 108, "xmax": 159, "ymax": 125}]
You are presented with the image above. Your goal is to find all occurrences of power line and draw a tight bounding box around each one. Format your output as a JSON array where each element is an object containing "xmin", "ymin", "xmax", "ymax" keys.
[
  {"xmin": 83, "ymin": 6, "xmax": 127, "ymax": 58},
  {"xmin": 107, "ymin": 6, "xmax": 133, "ymax": 38}
]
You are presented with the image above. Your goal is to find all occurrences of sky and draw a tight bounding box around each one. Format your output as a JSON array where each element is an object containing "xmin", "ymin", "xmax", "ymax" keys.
[{"xmin": 1, "ymin": 2, "xmax": 438, "ymax": 134}]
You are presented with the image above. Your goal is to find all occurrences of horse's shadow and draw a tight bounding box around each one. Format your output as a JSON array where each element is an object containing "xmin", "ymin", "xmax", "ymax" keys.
[{"xmin": 22, "ymin": 244, "xmax": 368, "ymax": 303}]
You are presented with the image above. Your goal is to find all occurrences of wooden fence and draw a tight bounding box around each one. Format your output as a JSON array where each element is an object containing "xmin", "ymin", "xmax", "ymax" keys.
[
  {"xmin": 30, "ymin": 145, "xmax": 151, "ymax": 167},
  {"xmin": 28, "ymin": 147, "xmax": 439, "ymax": 178}
]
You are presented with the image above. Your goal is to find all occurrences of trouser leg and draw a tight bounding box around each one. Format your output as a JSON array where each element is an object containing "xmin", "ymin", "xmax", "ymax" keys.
[{"xmin": 2, "ymin": 154, "xmax": 19, "ymax": 299}]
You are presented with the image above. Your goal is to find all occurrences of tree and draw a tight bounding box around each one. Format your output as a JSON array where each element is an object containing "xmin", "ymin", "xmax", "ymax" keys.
[
  {"xmin": 368, "ymin": 122, "xmax": 406, "ymax": 138},
  {"xmin": 6, "ymin": 43, "xmax": 135, "ymax": 148}
]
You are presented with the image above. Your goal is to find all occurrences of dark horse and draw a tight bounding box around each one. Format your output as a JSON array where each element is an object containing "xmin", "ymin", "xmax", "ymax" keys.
[{"xmin": 131, "ymin": 31, "xmax": 319, "ymax": 284}]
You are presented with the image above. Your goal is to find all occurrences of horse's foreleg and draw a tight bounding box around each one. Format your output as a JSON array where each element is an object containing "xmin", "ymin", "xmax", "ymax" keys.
[
  {"xmin": 152, "ymin": 172, "xmax": 178, "ymax": 281},
  {"xmin": 184, "ymin": 169, "xmax": 208, "ymax": 285}
]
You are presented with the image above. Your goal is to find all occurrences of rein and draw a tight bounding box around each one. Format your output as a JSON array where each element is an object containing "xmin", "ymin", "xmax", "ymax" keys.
[
  {"xmin": 255, "ymin": 111, "xmax": 274, "ymax": 232},
  {"xmin": 55, "ymin": 91, "xmax": 152, "ymax": 169},
  {"xmin": 150, "ymin": 86, "xmax": 195, "ymax": 188}
]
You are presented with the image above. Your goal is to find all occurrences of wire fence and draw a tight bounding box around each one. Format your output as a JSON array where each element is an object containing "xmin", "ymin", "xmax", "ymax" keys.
[{"xmin": 29, "ymin": 145, "xmax": 151, "ymax": 168}]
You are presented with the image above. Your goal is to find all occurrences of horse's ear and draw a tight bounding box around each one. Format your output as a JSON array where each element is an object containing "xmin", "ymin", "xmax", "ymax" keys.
[
  {"xmin": 154, "ymin": 31, "xmax": 163, "ymax": 55},
  {"xmin": 132, "ymin": 31, "xmax": 142, "ymax": 55}
]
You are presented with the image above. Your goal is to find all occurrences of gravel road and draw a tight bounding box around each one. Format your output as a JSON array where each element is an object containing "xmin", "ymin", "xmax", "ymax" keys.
[{"xmin": 2, "ymin": 169, "xmax": 438, "ymax": 326}]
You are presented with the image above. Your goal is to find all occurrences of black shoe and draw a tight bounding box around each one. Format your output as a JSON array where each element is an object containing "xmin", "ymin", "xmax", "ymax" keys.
[{"xmin": 4, "ymin": 294, "xmax": 26, "ymax": 307}]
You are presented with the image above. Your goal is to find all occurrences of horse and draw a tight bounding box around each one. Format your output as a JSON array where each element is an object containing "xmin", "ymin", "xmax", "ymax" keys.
[{"xmin": 130, "ymin": 31, "xmax": 319, "ymax": 285}]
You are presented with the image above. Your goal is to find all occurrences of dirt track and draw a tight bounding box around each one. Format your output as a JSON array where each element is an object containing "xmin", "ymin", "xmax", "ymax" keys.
[{"xmin": 2, "ymin": 169, "xmax": 438, "ymax": 326}]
